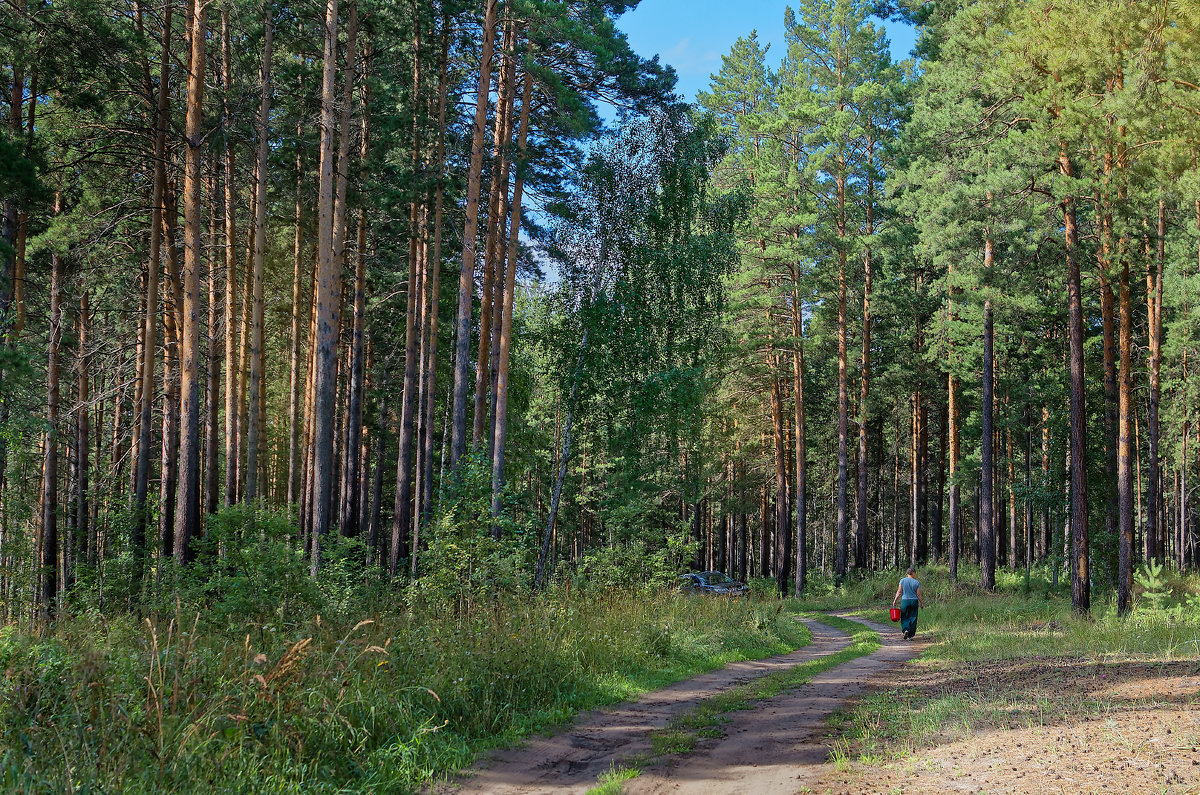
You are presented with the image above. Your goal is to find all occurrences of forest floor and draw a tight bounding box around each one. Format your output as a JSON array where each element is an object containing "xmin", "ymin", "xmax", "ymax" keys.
[{"xmin": 435, "ymin": 588, "xmax": 1200, "ymax": 795}]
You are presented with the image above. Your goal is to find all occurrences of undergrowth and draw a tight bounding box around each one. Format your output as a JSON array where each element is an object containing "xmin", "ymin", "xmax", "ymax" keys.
[{"xmin": 0, "ymin": 587, "xmax": 807, "ymax": 793}]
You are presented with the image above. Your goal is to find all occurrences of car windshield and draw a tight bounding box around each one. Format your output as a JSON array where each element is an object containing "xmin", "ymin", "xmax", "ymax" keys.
[{"xmin": 703, "ymin": 573, "xmax": 732, "ymax": 585}]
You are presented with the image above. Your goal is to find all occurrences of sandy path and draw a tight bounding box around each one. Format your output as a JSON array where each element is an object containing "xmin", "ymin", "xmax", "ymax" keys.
[
  {"xmin": 433, "ymin": 618, "xmax": 854, "ymax": 795},
  {"xmin": 624, "ymin": 615, "xmax": 925, "ymax": 795}
]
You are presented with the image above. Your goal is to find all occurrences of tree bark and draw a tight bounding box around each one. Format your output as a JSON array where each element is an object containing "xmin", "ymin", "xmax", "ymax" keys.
[
  {"xmin": 791, "ymin": 294, "xmax": 806, "ymax": 596},
  {"xmin": 222, "ymin": 7, "xmax": 239, "ymax": 509},
  {"xmin": 287, "ymin": 130, "xmax": 304, "ymax": 507},
  {"xmin": 245, "ymin": 5, "xmax": 273, "ymax": 503},
  {"xmin": 449, "ymin": 0, "xmax": 499, "ymax": 469},
  {"xmin": 981, "ymin": 229, "xmax": 996, "ymax": 591},
  {"xmin": 490, "ymin": 66, "xmax": 533, "ymax": 539},
  {"xmin": 1061, "ymin": 148, "xmax": 1090, "ymax": 615},
  {"xmin": 834, "ymin": 173, "xmax": 849, "ymax": 582},
  {"xmin": 418, "ymin": 13, "xmax": 452, "ymax": 536},
  {"xmin": 311, "ymin": 0, "xmax": 357, "ymax": 570},
  {"xmin": 40, "ymin": 193, "xmax": 64, "ymax": 623},
  {"xmin": 161, "ymin": 185, "xmax": 181, "ymax": 561},
  {"xmin": 341, "ymin": 66, "xmax": 370, "ymax": 538},
  {"xmin": 392, "ymin": 10, "xmax": 424, "ymax": 576},
  {"xmin": 204, "ymin": 165, "xmax": 220, "ymax": 516},
  {"xmin": 174, "ymin": 0, "xmax": 207, "ymax": 562},
  {"xmin": 1117, "ymin": 226, "xmax": 1134, "ymax": 614},
  {"xmin": 475, "ymin": 18, "xmax": 516, "ymax": 447},
  {"xmin": 75, "ymin": 292, "xmax": 90, "ymax": 571},
  {"xmin": 134, "ymin": 0, "xmax": 171, "ymax": 576},
  {"xmin": 1147, "ymin": 198, "xmax": 1165, "ymax": 562}
]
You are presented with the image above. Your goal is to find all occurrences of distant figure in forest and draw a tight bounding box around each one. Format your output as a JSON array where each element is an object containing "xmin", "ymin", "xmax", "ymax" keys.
[{"xmin": 892, "ymin": 567, "xmax": 923, "ymax": 640}]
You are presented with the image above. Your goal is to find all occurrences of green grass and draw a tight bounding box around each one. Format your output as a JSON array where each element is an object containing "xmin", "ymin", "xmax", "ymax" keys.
[
  {"xmin": 0, "ymin": 590, "xmax": 810, "ymax": 794},
  {"xmin": 586, "ymin": 763, "xmax": 641, "ymax": 795}
]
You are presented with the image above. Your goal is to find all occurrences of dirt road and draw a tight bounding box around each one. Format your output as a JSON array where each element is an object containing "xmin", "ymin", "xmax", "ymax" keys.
[
  {"xmin": 625, "ymin": 615, "xmax": 922, "ymax": 795},
  {"xmin": 435, "ymin": 614, "xmax": 923, "ymax": 795}
]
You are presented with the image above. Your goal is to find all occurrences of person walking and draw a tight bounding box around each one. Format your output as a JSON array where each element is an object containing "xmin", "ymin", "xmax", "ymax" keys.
[{"xmin": 892, "ymin": 567, "xmax": 923, "ymax": 640}]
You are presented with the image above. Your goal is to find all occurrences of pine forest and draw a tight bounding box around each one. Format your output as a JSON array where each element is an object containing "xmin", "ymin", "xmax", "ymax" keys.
[{"xmin": 1, "ymin": 0, "xmax": 1200, "ymax": 792}]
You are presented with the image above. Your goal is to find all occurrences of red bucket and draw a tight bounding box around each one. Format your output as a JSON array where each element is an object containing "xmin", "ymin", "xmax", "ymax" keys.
[{"xmin": 889, "ymin": 607, "xmax": 901, "ymax": 622}]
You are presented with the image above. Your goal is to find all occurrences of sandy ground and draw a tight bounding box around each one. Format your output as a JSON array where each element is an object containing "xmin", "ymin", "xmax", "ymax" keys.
[
  {"xmin": 802, "ymin": 655, "xmax": 1200, "ymax": 795},
  {"xmin": 434, "ymin": 615, "xmax": 902, "ymax": 795}
]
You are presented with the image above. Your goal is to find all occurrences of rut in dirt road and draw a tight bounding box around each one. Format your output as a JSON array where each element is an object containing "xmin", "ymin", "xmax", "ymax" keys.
[
  {"xmin": 432, "ymin": 617, "xmax": 855, "ymax": 795},
  {"xmin": 624, "ymin": 615, "xmax": 925, "ymax": 795}
]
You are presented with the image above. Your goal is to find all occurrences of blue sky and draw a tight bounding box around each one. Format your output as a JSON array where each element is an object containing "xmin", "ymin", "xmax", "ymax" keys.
[{"xmin": 615, "ymin": 0, "xmax": 919, "ymax": 103}]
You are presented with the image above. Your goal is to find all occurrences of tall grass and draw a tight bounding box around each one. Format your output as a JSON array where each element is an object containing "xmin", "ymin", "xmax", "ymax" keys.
[{"xmin": 0, "ymin": 589, "xmax": 807, "ymax": 793}]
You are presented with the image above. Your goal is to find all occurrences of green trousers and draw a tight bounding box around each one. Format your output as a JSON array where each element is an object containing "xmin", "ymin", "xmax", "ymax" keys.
[{"xmin": 900, "ymin": 598, "xmax": 919, "ymax": 637}]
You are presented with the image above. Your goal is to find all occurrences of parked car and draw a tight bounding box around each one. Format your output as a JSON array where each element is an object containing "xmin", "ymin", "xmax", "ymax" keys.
[{"xmin": 678, "ymin": 571, "xmax": 749, "ymax": 596}]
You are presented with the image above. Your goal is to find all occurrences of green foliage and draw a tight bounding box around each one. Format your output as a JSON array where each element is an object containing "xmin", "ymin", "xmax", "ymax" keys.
[
  {"xmin": 415, "ymin": 451, "xmax": 533, "ymax": 607},
  {"xmin": 1134, "ymin": 561, "xmax": 1169, "ymax": 612}
]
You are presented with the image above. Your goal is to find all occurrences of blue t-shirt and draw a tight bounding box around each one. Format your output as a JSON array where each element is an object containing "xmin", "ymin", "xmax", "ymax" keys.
[{"xmin": 899, "ymin": 576, "xmax": 920, "ymax": 600}]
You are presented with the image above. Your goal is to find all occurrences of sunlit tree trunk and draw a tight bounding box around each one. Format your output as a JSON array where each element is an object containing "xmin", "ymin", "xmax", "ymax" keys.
[
  {"xmin": 174, "ymin": 0, "xmax": 207, "ymax": 561},
  {"xmin": 161, "ymin": 185, "xmax": 181, "ymax": 561},
  {"xmin": 489, "ymin": 67, "xmax": 533, "ymax": 540},
  {"xmin": 222, "ymin": 8, "xmax": 239, "ymax": 509},
  {"xmin": 449, "ymin": 0, "xmax": 499, "ymax": 469},
  {"xmin": 204, "ymin": 165, "xmax": 220, "ymax": 516},
  {"xmin": 475, "ymin": 17, "xmax": 516, "ymax": 446}
]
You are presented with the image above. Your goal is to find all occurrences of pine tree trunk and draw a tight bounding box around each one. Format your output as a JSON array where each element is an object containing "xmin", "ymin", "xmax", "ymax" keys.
[
  {"xmin": 770, "ymin": 361, "xmax": 789, "ymax": 596},
  {"xmin": 204, "ymin": 165, "xmax": 221, "ymax": 516},
  {"xmin": 288, "ymin": 140, "xmax": 304, "ymax": 508},
  {"xmin": 392, "ymin": 13, "xmax": 424, "ymax": 576},
  {"xmin": 236, "ymin": 185, "xmax": 254, "ymax": 502},
  {"xmin": 855, "ymin": 150, "xmax": 873, "ymax": 572},
  {"xmin": 40, "ymin": 193, "xmax": 64, "ymax": 623},
  {"xmin": 134, "ymin": 0, "xmax": 171, "ymax": 576},
  {"xmin": 174, "ymin": 0, "xmax": 207, "ymax": 561},
  {"xmin": 449, "ymin": 0, "xmax": 499, "ymax": 469},
  {"xmin": 474, "ymin": 18, "xmax": 516, "ymax": 446},
  {"xmin": 311, "ymin": 0, "xmax": 357, "ymax": 570},
  {"xmin": 981, "ymin": 225, "xmax": 996, "ymax": 591},
  {"xmin": 418, "ymin": 13, "xmax": 451, "ymax": 536},
  {"xmin": 791, "ymin": 295, "xmax": 806, "ymax": 596},
  {"xmin": 834, "ymin": 171, "xmax": 849, "ymax": 583},
  {"xmin": 489, "ymin": 66, "xmax": 532, "ymax": 539},
  {"xmin": 75, "ymin": 292, "xmax": 89, "ymax": 572},
  {"xmin": 161, "ymin": 186, "xmax": 181, "ymax": 562},
  {"xmin": 1117, "ymin": 235, "xmax": 1134, "ymax": 614},
  {"xmin": 1061, "ymin": 148, "xmax": 1090, "ymax": 615},
  {"xmin": 1147, "ymin": 197, "xmax": 1165, "ymax": 563},
  {"xmin": 245, "ymin": 6, "xmax": 273, "ymax": 503},
  {"xmin": 222, "ymin": 7, "xmax": 240, "ymax": 509}
]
